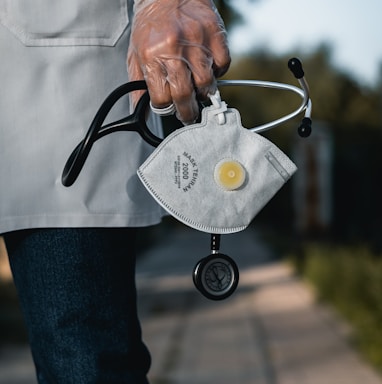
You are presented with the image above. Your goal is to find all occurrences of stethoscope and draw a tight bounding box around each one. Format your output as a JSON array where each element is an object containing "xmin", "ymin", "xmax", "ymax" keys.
[{"xmin": 62, "ymin": 57, "xmax": 312, "ymax": 300}]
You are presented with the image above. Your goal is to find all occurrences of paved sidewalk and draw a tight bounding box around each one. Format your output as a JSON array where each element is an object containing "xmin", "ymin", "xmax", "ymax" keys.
[
  {"xmin": 136, "ymin": 226, "xmax": 382, "ymax": 384},
  {"xmin": 1, "ymin": 225, "xmax": 381, "ymax": 384}
]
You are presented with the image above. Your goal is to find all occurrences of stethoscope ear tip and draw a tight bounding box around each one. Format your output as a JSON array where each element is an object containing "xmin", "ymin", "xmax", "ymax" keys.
[
  {"xmin": 298, "ymin": 117, "xmax": 312, "ymax": 138},
  {"xmin": 288, "ymin": 57, "xmax": 304, "ymax": 79}
]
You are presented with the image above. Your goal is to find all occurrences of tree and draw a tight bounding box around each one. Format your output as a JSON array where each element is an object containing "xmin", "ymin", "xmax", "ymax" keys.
[
  {"xmin": 214, "ymin": 0, "xmax": 247, "ymax": 31},
  {"xmin": 221, "ymin": 45, "xmax": 382, "ymax": 246}
]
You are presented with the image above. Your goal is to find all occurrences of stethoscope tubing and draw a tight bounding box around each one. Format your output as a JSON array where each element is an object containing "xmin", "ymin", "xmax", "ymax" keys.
[
  {"xmin": 217, "ymin": 77, "xmax": 311, "ymax": 133},
  {"xmin": 62, "ymin": 58, "xmax": 312, "ymax": 187}
]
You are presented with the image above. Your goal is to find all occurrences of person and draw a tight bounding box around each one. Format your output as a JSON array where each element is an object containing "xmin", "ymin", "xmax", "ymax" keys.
[{"xmin": 0, "ymin": 0, "xmax": 230, "ymax": 383}]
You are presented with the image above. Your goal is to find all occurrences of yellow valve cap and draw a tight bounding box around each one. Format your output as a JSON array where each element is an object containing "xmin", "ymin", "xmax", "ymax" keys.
[{"xmin": 214, "ymin": 159, "xmax": 246, "ymax": 191}]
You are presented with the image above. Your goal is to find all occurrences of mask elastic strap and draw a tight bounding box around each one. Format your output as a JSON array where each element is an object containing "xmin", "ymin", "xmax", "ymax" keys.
[{"xmin": 208, "ymin": 91, "xmax": 228, "ymax": 125}]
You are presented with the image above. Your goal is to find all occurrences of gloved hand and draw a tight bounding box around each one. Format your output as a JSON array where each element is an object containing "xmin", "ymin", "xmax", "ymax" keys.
[{"xmin": 127, "ymin": 0, "xmax": 231, "ymax": 125}]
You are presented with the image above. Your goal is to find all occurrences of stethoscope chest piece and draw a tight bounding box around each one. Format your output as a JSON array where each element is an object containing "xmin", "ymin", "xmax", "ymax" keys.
[
  {"xmin": 193, "ymin": 253, "xmax": 239, "ymax": 301},
  {"xmin": 192, "ymin": 233, "xmax": 239, "ymax": 300}
]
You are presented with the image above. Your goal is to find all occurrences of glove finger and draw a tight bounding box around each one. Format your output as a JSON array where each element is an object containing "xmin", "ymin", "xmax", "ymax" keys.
[
  {"xmin": 206, "ymin": 23, "xmax": 231, "ymax": 77},
  {"xmin": 186, "ymin": 49, "xmax": 216, "ymax": 101},
  {"xmin": 126, "ymin": 49, "xmax": 147, "ymax": 108},
  {"xmin": 143, "ymin": 61, "xmax": 173, "ymax": 109},
  {"xmin": 165, "ymin": 59, "xmax": 199, "ymax": 125}
]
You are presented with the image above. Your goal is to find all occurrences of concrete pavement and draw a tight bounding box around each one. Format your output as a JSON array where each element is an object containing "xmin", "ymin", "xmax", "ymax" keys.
[
  {"xmin": 1, "ymin": 224, "xmax": 381, "ymax": 384},
  {"xmin": 136, "ymin": 225, "xmax": 382, "ymax": 384}
]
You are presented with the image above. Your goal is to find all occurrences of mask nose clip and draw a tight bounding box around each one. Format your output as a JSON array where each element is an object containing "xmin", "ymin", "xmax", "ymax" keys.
[{"xmin": 193, "ymin": 234, "xmax": 239, "ymax": 300}]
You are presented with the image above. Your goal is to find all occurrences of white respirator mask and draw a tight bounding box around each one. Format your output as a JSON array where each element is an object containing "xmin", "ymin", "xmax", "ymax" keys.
[
  {"xmin": 62, "ymin": 58, "xmax": 312, "ymax": 300},
  {"xmin": 138, "ymin": 91, "xmax": 297, "ymax": 234}
]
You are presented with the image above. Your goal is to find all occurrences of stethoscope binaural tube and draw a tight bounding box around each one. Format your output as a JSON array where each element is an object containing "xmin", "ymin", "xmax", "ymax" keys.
[
  {"xmin": 62, "ymin": 57, "xmax": 312, "ymax": 187},
  {"xmin": 61, "ymin": 80, "xmax": 160, "ymax": 187},
  {"xmin": 217, "ymin": 58, "xmax": 312, "ymax": 134}
]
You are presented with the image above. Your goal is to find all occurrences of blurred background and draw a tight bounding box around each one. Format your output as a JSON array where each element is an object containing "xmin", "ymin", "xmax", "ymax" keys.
[
  {"xmin": 220, "ymin": 0, "xmax": 382, "ymax": 370},
  {"xmin": 1, "ymin": 0, "xmax": 382, "ymax": 381}
]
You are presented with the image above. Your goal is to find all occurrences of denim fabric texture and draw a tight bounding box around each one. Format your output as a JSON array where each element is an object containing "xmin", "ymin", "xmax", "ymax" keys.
[{"xmin": 4, "ymin": 228, "xmax": 151, "ymax": 384}]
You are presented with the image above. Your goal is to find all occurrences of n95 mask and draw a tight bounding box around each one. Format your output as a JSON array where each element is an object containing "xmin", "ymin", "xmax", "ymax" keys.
[{"xmin": 137, "ymin": 98, "xmax": 297, "ymax": 234}]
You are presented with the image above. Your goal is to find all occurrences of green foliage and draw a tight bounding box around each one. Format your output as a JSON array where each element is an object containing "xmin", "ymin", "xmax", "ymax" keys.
[
  {"xmin": 221, "ymin": 45, "xmax": 382, "ymax": 246},
  {"xmin": 214, "ymin": 0, "xmax": 244, "ymax": 31},
  {"xmin": 225, "ymin": 44, "xmax": 382, "ymax": 130},
  {"xmin": 293, "ymin": 245, "xmax": 382, "ymax": 369},
  {"xmin": 215, "ymin": 0, "xmax": 265, "ymax": 32}
]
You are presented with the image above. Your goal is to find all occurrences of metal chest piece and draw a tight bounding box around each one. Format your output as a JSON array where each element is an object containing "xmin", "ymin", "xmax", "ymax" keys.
[{"xmin": 193, "ymin": 234, "xmax": 239, "ymax": 300}]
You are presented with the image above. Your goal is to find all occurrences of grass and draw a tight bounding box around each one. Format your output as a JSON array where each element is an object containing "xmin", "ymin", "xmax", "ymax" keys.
[{"xmin": 289, "ymin": 243, "xmax": 382, "ymax": 370}]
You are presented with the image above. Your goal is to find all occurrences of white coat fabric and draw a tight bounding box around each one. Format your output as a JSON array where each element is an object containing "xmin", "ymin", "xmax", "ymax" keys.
[{"xmin": 0, "ymin": 0, "xmax": 164, "ymax": 234}]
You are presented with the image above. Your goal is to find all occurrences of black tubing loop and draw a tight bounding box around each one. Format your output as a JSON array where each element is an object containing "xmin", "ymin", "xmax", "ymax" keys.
[
  {"xmin": 288, "ymin": 57, "xmax": 304, "ymax": 79},
  {"xmin": 61, "ymin": 141, "xmax": 86, "ymax": 187},
  {"xmin": 62, "ymin": 80, "xmax": 163, "ymax": 187},
  {"xmin": 135, "ymin": 93, "xmax": 163, "ymax": 148}
]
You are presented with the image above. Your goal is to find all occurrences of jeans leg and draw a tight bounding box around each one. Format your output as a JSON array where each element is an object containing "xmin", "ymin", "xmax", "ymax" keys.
[{"xmin": 4, "ymin": 228, "xmax": 151, "ymax": 384}]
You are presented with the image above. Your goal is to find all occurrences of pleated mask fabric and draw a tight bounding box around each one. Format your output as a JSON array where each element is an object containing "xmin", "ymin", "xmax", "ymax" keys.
[{"xmin": 137, "ymin": 98, "xmax": 297, "ymax": 234}]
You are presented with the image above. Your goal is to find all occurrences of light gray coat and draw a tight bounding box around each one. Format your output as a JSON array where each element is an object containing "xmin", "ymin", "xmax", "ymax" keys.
[{"xmin": 0, "ymin": 0, "xmax": 163, "ymax": 234}]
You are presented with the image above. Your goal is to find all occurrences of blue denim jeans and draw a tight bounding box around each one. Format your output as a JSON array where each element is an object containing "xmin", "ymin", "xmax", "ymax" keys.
[{"xmin": 4, "ymin": 228, "xmax": 151, "ymax": 384}]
